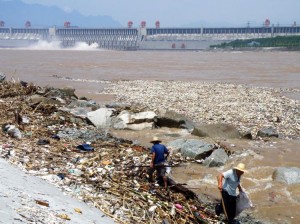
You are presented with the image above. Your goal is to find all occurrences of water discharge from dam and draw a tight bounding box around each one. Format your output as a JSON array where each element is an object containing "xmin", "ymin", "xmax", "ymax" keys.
[{"xmin": 25, "ymin": 40, "xmax": 100, "ymax": 51}]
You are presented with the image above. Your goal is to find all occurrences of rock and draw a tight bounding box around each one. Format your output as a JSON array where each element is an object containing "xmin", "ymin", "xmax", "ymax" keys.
[
  {"xmin": 43, "ymin": 87, "xmax": 78, "ymax": 100},
  {"xmin": 57, "ymin": 128, "xmax": 110, "ymax": 142},
  {"xmin": 167, "ymin": 139, "xmax": 215, "ymax": 160},
  {"xmin": 157, "ymin": 110, "xmax": 195, "ymax": 132},
  {"xmin": 0, "ymin": 72, "xmax": 6, "ymax": 82},
  {"xmin": 112, "ymin": 110, "xmax": 156, "ymax": 131},
  {"xmin": 68, "ymin": 100, "xmax": 99, "ymax": 109},
  {"xmin": 241, "ymin": 131, "xmax": 253, "ymax": 139},
  {"xmin": 4, "ymin": 124, "xmax": 22, "ymax": 139},
  {"xmin": 105, "ymin": 102, "xmax": 131, "ymax": 110},
  {"xmin": 59, "ymin": 107, "xmax": 93, "ymax": 119},
  {"xmin": 125, "ymin": 122, "xmax": 154, "ymax": 131},
  {"xmin": 203, "ymin": 148, "xmax": 228, "ymax": 167},
  {"xmin": 27, "ymin": 94, "xmax": 47, "ymax": 105},
  {"xmin": 192, "ymin": 123, "xmax": 241, "ymax": 139},
  {"xmin": 87, "ymin": 108, "xmax": 115, "ymax": 129},
  {"xmin": 272, "ymin": 167, "xmax": 300, "ymax": 185},
  {"xmin": 27, "ymin": 94, "xmax": 63, "ymax": 106},
  {"xmin": 166, "ymin": 139, "xmax": 187, "ymax": 153},
  {"xmin": 257, "ymin": 126, "xmax": 279, "ymax": 138},
  {"xmin": 53, "ymin": 97, "xmax": 66, "ymax": 104}
]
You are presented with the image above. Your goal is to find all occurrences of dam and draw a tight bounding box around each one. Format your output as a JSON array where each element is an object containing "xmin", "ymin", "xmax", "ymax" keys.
[{"xmin": 0, "ymin": 24, "xmax": 299, "ymax": 50}]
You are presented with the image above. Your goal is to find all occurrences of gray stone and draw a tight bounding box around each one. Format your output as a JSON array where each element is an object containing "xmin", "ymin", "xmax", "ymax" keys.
[
  {"xmin": 203, "ymin": 148, "xmax": 228, "ymax": 167},
  {"xmin": 87, "ymin": 108, "xmax": 115, "ymax": 129},
  {"xmin": 44, "ymin": 87, "xmax": 77, "ymax": 100},
  {"xmin": 272, "ymin": 167, "xmax": 300, "ymax": 185},
  {"xmin": 166, "ymin": 139, "xmax": 187, "ymax": 153},
  {"xmin": 241, "ymin": 131, "xmax": 253, "ymax": 140},
  {"xmin": 26, "ymin": 95, "xmax": 63, "ymax": 106},
  {"xmin": 0, "ymin": 72, "xmax": 6, "ymax": 82},
  {"xmin": 167, "ymin": 139, "xmax": 215, "ymax": 160},
  {"xmin": 112, "ymin": 110, "xmax": 156, "ymax": 131},
  {"xmin": 27, "ymin": 95, "xmax": 47, "ymax": 105},
  {"xmin": 125, "ymin": 122, "xmax": 155, "ymax": 131},
  {"xmin": 105, "ymin": 102, "xmax": 131, "ymax": 110},
  {"xmin": 257, "ymin": 126, "xmax": 279, "ymax": 138},
  {"xmin": 192, "ymin": 123, "xmax": 241, "ymax": 139},
  {"xmin": 157, "ymin": 110, "xmax": 195, "ymax": 132},
  {"xmin": 4, "ymin": 125, "xmax": 22, "ymax": 139},
  {"xmin": 60, "ymin": 107, "xmax": 93, "ymax": 119},
  {"xmin": 68, "ymin": 100, "xmax": 99, "ymax": 109}
]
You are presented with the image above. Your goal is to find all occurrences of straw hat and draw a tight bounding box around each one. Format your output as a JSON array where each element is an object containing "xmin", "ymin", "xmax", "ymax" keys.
[
  {"xmin": 234, "ymin": 163, "xmax": 247, "ymax": 173},
  {"xmin": 150, "ymin": 136, "xmax": 161, "ymax": 143}
]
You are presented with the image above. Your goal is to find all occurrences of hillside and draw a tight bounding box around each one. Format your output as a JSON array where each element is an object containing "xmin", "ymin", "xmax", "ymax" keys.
[
  {"xmin": 210, "ymin": 35, "xmax": 300, "ymax": 49},
  {"xmin": 0, "ymin": 0, "xmax": 122, "ymax": 28}
]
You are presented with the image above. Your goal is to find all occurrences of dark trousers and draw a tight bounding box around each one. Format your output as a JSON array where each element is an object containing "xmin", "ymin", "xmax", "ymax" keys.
[
  {"xmin": 147, "ymin": 163, "xmax": 166, "ymax": 183},
  {"xmin": 217, "ymin": 190, "xmax": 237, "ymax": 223}
]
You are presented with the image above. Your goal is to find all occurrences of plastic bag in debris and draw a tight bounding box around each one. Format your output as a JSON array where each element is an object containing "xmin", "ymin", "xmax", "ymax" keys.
[
  {"xmin": 236, "ymin": 191, "xmax": 253, "ymax": 216},
  {"xmin": 76, "ymin": 143, "xmax": 94, "ymax": 152},
  {"xmin": 4, "ymin": 125, "xmax": 22, "ymax": 139}
]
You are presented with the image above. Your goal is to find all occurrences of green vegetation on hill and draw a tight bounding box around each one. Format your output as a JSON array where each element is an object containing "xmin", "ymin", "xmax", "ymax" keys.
[{"xmin": 211, "ymin": 35, "xmax": 300, "ymax": 49}]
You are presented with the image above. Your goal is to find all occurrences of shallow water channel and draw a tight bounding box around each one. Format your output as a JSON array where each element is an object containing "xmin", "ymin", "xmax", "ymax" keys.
[{"xmin": 111, "ymin": 128, "xmax": 300, "ymax": 224}]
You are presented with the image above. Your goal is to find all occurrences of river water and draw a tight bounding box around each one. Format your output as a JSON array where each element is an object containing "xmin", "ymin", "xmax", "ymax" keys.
[{"xmin": 0, "ymin": 47, "xmax": 300, "ymax": 223}]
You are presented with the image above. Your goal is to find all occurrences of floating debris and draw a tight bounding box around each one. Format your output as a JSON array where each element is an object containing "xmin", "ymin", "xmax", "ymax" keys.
[{"xmin": 101, "ymin": 80, "xmax": 299, "ymax": 139}]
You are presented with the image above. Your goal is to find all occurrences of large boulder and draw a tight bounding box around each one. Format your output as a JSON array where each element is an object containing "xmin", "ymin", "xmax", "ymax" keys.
[
  {"xmin": 272, "ymin": 167, "xmax": 300, "ymax": 185},
  {"xmin": 167, "ymin": 139, "xmax": 215, "ymax": 160},
  {"xmin": 157, "ymin": 110, "xmax": 195, "ymax": 132},
  {"xmin": 257, "ymin": 126, "xmax": 279, "ymax": 138},
  {"xmin": 166, "ymin": 139, "xmax": 188, "ymax": 153},
  {"xmin": 203, "ymin": 148, "xmax": 228, "ymax": 167},
  {"xmin": 59, "ymin": 100, "xmax": 100, "ymax": 119},
  {"xmin": 112, "ymin": 110, "xmax": 156, "ymax": 131},
  {"xmin": 192, "ymin": 123, "xmax": 241, "ymax": 139},
  {"xmin": 87, "ymin": 108, "xmax": 115, "ymax": 129}
]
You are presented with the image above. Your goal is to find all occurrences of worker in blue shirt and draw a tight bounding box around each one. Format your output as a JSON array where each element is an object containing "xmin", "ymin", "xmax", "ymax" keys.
[{"xmin": 148, "ymin": 136, "xmax": 169, "ymax": 189}]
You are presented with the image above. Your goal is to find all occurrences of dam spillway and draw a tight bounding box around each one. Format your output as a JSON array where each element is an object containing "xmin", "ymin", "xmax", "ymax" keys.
[{"xmin": 0, "ymin": 26, "xmax": 300, "ymax": 50}]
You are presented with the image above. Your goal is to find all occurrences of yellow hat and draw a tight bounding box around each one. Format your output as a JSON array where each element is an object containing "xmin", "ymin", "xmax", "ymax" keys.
[
  {"xmin": 234, "ymin": 163, "xmax": 247, "ymax": 173},
  {"xmin": 150, "ymin": 136, "xmax": 161, "ymax": 143}
]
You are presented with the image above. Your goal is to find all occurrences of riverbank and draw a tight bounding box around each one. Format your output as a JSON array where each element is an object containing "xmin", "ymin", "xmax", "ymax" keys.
[
  {"xmin": 0, "ymin": 158, "xmax": 114, "ymax": 223},
  {"xmin": 0, "ymin": 80, "xmax": 225, "ymax": 223}
]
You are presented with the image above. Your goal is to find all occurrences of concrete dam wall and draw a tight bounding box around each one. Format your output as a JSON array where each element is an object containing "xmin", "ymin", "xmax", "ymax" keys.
[{"xmin": 0, "ymin": 26, "xmax": 299, "ymax": 50}]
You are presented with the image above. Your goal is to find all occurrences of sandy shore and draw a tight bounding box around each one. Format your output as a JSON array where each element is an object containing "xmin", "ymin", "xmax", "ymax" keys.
[{"xmin": 0, "ymin": 158, "xmax": 114, "ymax": 224}]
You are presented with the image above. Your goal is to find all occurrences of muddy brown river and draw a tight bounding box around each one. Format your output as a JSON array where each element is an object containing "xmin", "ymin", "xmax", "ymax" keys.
[{"xmin": 0, "ymin": 48, "xmax": 299, "ymax": 223}]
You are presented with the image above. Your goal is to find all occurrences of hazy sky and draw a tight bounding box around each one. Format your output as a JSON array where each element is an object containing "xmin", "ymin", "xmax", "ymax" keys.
[{"xmin": 22, "ymin": 0, "xmax": 300, "ymax": 27}]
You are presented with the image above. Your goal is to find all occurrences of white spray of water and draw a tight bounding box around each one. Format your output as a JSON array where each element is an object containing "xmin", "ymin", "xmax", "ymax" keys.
[
  {"xmin": 27, "ymin": 40, "xmax": 63, "ymax": 50},
  {"xmin": 26, "ymin": 40, "xmax": 102, "ymax": 51},
  {"xmin": 71, "ymin": 42, "xmax": 100, "ymax": 50}
]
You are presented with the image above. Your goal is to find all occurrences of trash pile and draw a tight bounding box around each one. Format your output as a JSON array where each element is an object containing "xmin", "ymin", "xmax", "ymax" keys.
[{"xmin": 0, "ymin": 80, "xmax": 222, "ymax": 223}]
